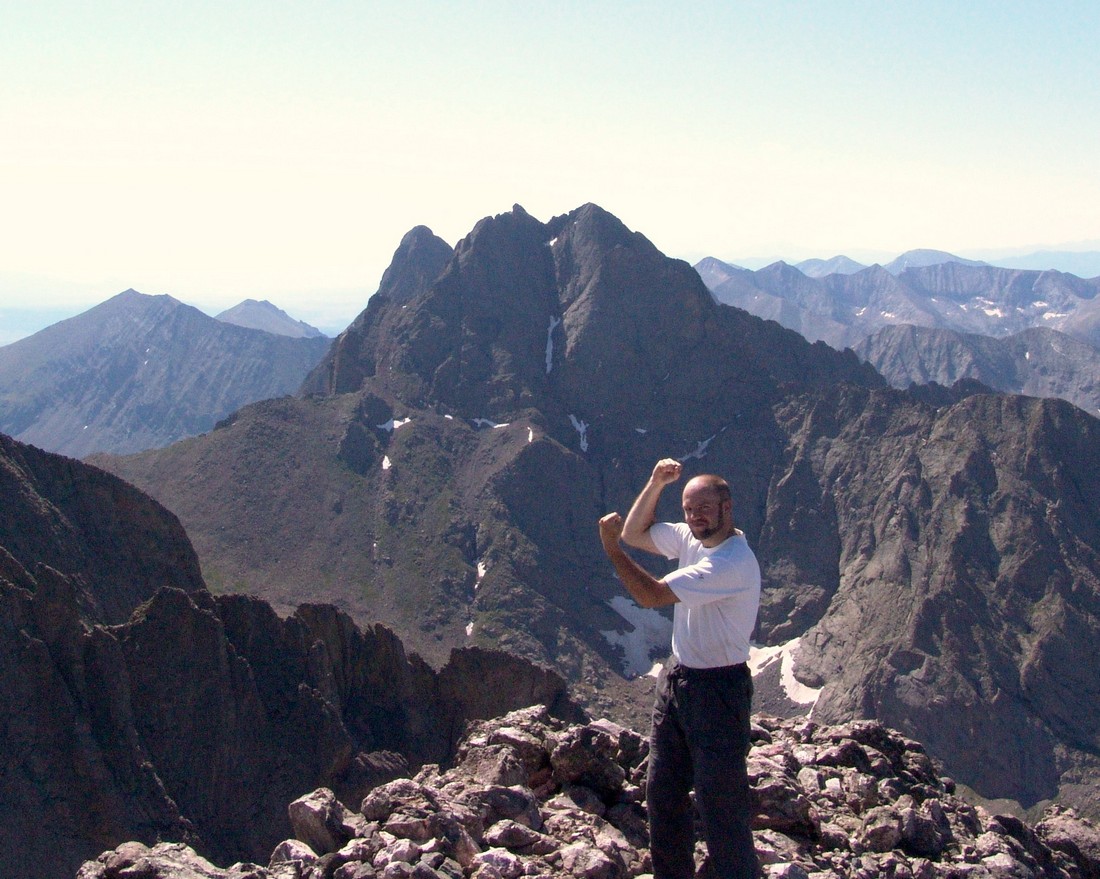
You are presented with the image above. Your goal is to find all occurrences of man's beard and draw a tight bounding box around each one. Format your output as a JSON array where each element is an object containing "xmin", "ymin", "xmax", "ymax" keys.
[{"xmin": 690, "ymin": 510, "xmax": 725, "ymax": 541}]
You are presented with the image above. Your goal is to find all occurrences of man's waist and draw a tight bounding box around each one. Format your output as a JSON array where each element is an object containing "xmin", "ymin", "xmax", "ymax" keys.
[{"xmin": 668, "ymin": 659, "xmax": 750, "ymax": 679}]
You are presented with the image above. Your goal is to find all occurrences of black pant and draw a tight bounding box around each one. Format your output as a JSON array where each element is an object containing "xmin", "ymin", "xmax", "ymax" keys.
[{"xmin": 648, "ymin": 661, "xmax": 756, "ymax": 879}]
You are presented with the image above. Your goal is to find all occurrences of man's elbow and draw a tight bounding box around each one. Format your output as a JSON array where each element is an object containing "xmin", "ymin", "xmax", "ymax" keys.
[{"xmin": 640, "ymin": 582, "xmax": 677, "ymax": 609}]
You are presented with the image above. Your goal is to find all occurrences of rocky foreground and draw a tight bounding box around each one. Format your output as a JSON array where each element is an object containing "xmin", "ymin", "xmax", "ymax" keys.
[{"xmin": 78, "ymin": 706, "xmax": 1100, "ymax": 879}]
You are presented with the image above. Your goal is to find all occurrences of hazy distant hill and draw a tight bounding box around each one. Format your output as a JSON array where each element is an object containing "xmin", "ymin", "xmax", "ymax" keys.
[
  {"xmin": 96, "ymin": 204, "xmax": 1100, "ymax": 820},
  {"xmin": 768, "ymin": 247, "xmax": 1100, "ymax": 280},
  {"xmin": 0, "ymin": 289, "xmax": 331, "ymax": 457},
  {"xmin": 883, "ymin": 248, "xmax": 988, "ymax": 274},
  {"xmin": 795, "ymin": 255, "xmax": 866, "ymax": 277},
  {"xmin": 988, "ymin": 249, "xmax": 1100, "ymax": 278},
  {"xmin": 215, "ymin": 298, "xmax": 326, "ymax": 338},
  {"xmin": 698, "ymin": 256, "xmax": 1100, "ymax": 350},
  {"xmin": 855, "ymin": 324, "xmax": 1100, "ymax": 417}
]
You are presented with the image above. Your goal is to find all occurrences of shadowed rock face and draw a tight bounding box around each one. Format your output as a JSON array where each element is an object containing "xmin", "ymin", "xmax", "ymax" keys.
[
  {"xmin": 0, "ymin": 432, "xmax": 205, "ymax": 623},
  {"xmin": 0, "ymin": 433, "xmax": 581, "ymax": 879},
  {"xmin": 93, "ymin": 204, "xmax": 1100, "ymax": 822},
  {"xmin": 78, "ymin": 706, "xmax": 1100, "ymax": 879}
]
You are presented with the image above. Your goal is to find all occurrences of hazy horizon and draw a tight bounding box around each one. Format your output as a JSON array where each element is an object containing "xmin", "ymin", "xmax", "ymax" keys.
[
  {"xmin": 3, "ymin": 2, "xmax": 1098, "ymax": 344},
  {"xmin": 8, "ymin": 237, "xmax": 1100, "ymax": 348}
]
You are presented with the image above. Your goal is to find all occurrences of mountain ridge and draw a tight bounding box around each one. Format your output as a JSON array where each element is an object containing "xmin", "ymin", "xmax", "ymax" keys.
[
  {"xmin": 855, "ymin": 324, "xmax": 1100, "ymax": 417},
  {"xmin": 0, "ymin": 289, "xmax": 331, "ymax": 456},
  {"xmin": 699, "ymin": 256, "xmax": 1100, "ymax": 350}
]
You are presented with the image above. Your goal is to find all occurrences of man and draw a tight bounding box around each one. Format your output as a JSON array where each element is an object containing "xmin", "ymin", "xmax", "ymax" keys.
[{"xmin": 598, "ymin": 457, "xmax": 760, "ymax": 879}]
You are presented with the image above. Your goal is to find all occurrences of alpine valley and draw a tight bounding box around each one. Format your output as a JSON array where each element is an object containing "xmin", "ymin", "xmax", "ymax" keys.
[{"xmin": 83, "ymin": 203, "xmax": 1100, "ymax": 837}]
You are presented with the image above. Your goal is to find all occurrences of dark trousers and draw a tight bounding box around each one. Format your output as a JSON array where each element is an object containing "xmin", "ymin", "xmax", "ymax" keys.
[{"xmin": 648, "ymin": 661, "xmax": 756, "ymax": 879}]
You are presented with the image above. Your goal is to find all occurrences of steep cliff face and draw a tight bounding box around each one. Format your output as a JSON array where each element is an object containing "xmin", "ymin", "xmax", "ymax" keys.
[
  {"xmin": 0, "ymin": 432, "xmax": 204, "ymax": 623},
  {"xmin": 771, "ymin": 387, "xmax": 1100, "ymax": 810},
  {"xmin": 0, "ymin": 433, "xmax": 204, "ymax": 877},
  {"xmin": 93, "ymin": 204, "xmax": 1100, "ymax": 820}
]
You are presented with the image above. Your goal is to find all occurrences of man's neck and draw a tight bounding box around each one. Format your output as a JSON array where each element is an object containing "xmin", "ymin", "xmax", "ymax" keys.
[{"xmin": 700, "ymin": 526, "xmax": 739, "ymax": 548}]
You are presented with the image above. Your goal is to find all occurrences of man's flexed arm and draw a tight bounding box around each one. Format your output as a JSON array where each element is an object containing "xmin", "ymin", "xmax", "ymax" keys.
[
  {"xmin": 621, "ymin": 458, "xmax": 682, "ymax": 554},
  {"xmin": 599, "ymin": 513, "xmax": 679, "ymax": 608}
]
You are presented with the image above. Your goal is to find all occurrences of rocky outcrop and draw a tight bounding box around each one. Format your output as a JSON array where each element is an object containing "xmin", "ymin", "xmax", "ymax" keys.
[
  {"xmin": 0, "ymin": 432, "xmax": 580, "ymax": 879},
  {"xmin": 0, "ymin": 431, "xmax": 205, "ymax": 624},
  {"xmin": 0, "ymin": 579, "xmax": 580, "ymax": 879},
  {"xmin": 78, "ymin": 706, "xmax": 1100, "ymax": 879}
]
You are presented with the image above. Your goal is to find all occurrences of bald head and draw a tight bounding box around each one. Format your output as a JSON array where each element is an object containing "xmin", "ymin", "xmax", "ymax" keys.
[
  {"xmin": 684, "ymin": 474, "xmax": 731, "ymax": 505},
  {"xmin": 681, "ymin": 474, "xmax": 735, "ymax": 545}
]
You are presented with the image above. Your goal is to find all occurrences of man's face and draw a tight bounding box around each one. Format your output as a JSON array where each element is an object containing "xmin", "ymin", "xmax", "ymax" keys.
[{"xmin": 681, "ymin": 482, "xmax": 729, "ymax": 542}]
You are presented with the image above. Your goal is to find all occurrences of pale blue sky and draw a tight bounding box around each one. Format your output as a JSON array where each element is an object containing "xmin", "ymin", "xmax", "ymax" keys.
[{"xmin": 2, "ymin": 1, "xmax": 1099, "ymax": 338}]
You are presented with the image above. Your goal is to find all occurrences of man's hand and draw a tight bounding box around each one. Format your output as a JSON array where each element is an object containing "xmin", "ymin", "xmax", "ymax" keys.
[
  {"xmin": 651, "ymin": 458, "xmax": 682, "ymax": 487},
  {"xmin": 599, "ymin": 512, "xmax": 624, "ymax": 553}
]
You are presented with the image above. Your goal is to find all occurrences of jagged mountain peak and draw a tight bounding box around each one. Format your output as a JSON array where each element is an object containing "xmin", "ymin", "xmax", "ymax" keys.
[
  {"xmin": 304, "ymin": 204, "xmax": 877, "ymax": 428},
  {"xmin": 375, "ymin": 225, "xmax": 454, "ymax": 305}
]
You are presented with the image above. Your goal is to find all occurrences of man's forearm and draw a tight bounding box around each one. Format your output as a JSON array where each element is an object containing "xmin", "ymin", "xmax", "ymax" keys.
[{"xmin": 603, "ymin": 541, "xmax": 677, "ymax": 609}]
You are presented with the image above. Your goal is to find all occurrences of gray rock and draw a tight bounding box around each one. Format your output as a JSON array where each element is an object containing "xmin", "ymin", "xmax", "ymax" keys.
[
  {"xmin": 289, "ymin": 788, "xmax": 362, "ymax": 856},
  {"xmin": 77, "ymin": 710, "xmax": 1100, "ymax": 879}
]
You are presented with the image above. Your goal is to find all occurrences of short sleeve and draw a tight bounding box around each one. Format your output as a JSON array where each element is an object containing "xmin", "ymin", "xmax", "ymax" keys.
[{"xmin": 648, "ymin": 522, "xmax": 687, "ymax": 561}]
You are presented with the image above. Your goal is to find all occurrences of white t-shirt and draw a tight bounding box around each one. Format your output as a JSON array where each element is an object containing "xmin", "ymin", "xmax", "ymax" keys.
[{"xmin": 649, "ymin": 522, "xmax": 761, "ymax": 669}]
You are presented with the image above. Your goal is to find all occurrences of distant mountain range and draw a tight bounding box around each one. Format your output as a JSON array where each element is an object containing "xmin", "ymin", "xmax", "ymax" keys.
[
  {"xmin": 92, "ymin": 204, "xmax": 1100, "ymax": 824},
  {"xmin": 795, "ymin": 249, "xmax": 990, "ymax": 277},
  {"xmin": 728, "ymin": 247, "xmax": 1100, "ymax": 279},
  {"xmin": 696, "ymin": 252, "xmax": 1100, "ymax": 418},
  {"xmin": 697, "ymin": 255, "xmax": 1100, "ymax": 350},
  {"xmin": 0, "ymin": 290, "xmax": 331, "ymax": 457}
]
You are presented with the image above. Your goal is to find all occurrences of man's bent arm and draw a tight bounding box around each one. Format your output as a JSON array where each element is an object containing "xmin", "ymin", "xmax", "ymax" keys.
[
  {"xmin": 621, "ymin": 458, "xmax": 681, "ymax": 554},
  {"xmin": 600, "ymin": 513, "xmax": 679, "ymax": 608}
]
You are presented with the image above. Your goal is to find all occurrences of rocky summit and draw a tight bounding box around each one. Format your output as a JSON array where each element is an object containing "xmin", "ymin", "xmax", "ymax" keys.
[{"xmin": 78, "ymin": 705, "xmax": 1100, "ymax": 879}]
